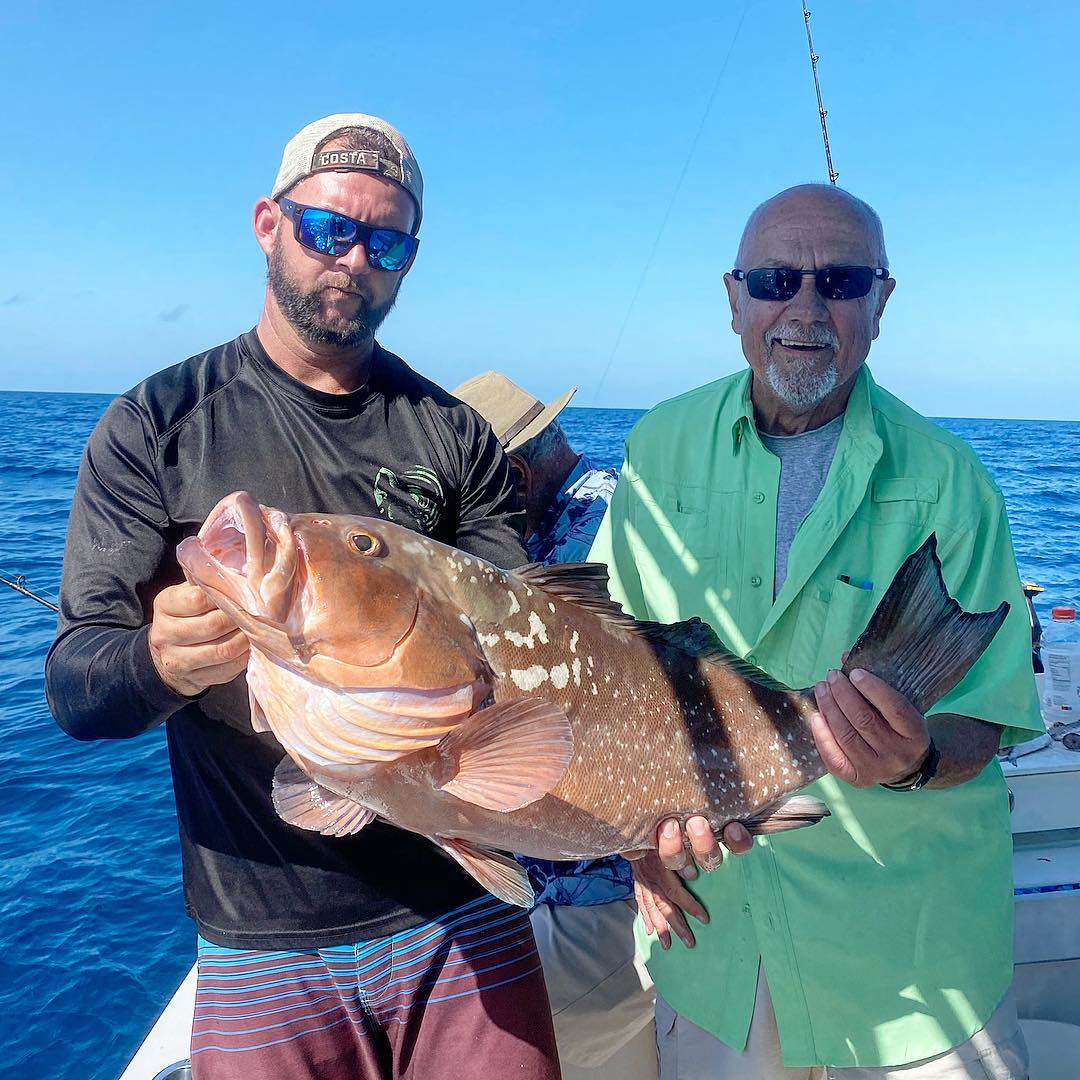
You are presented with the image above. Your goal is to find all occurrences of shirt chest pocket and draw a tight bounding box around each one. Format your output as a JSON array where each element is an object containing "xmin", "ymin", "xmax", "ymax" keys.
[
  {"xmin": 813, "ymin": 577, "xmax": 879, "ymax": 677},
  {"xmin": 865, "ymin": 477, "xmax": 940, "ymax": 525},
  {"xmin": 628, "ymin": 478, "xmax": 722, "ymax": 566}
]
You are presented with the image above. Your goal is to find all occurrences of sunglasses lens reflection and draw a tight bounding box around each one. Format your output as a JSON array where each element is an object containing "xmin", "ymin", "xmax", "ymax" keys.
[
  {"xmin": 818, "ymin": 266, "xmax": 874, "ymax": 299},
  {"xmin": 746, "ymin": 268, "xmax": 801, "ymax": 301},
  {"xmin": 367, "ymin": 230, "xmax": 413, "ymax": 271},
  {"xmin": 299, "ymin": 210, "xmax": 358, "ymax": 256}
]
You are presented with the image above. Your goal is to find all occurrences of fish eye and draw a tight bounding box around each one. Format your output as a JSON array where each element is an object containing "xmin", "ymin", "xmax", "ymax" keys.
[{"xmin": 348, "ymin": 531, "xmax": 379, "ymax": 556}]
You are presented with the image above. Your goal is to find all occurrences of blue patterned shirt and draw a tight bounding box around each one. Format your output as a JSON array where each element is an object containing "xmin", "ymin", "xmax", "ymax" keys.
[{"xmin": 518, "ymin": 456, "xmax": 633, "ymax": 906}]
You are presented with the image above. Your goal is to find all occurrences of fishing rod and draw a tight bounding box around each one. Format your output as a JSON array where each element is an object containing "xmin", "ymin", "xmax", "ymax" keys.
[
  {"xmin": 0, "ymin": 568, "xmax": 59, "ymax": 613},
  {"xmin": 802, "ymin": 2, "xmax": 839, "ymax": 184}
]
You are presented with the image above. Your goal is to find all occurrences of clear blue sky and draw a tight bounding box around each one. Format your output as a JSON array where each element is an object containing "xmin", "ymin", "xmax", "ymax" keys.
[{"xmin": 1, "ymin": 2, "xmax": 1076, "ymax": 418}]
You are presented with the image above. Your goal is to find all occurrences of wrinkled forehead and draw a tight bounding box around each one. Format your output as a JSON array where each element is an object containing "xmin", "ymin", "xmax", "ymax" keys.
[{"xmin": 739, "ymin": 194, "xmax": 884, "ymax": 268}]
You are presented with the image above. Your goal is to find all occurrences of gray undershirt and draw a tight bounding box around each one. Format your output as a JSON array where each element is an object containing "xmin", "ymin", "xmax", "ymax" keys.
[{"xmin": 758, "ymin": 413, "xmax": 845, "ymax": 596}]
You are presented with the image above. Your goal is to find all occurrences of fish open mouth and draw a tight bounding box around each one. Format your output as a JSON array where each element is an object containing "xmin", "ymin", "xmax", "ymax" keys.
[
  {"xmin": 199, "ymin": 498, "xmax": 259, "ymax": 573},
  {"xmin": 178, "ymin": 491, "xmax": 299, "ymax": 624}
]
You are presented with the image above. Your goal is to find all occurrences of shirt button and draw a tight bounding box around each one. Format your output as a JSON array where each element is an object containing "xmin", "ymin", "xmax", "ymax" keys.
[
  {"xmin": 742, "ymin": 903, "xmax": 752, "ymax": 915},
  {"xmin": 750, "ymin": 574, "xmax": 762, "ymax": 588},
  {"xmin": 752, "ymin": 490, "xmax": 765, "ymax": 504},
  {"xmin": 747, "ymin": 654, "xmax": 758, "ymax": 665}
]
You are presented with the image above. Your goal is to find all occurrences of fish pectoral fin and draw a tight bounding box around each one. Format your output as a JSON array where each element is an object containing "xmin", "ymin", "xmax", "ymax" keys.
[
  {"xmin": 271, "ymin": 757, "xmax": 376, "ymax": 837},
  {"xmin": 248, "ymin": 687, "xmax": 271, "ymax": 734},
  {"xmin": 436, "ymin": 836, "xmax": 535, "ymax": 908},
  {"xmin": 434, "ymin": 699, "xmax": 573, "ymax": 812},
  {"xmin": 740, "ymin": 794, "xmax": 830, "ymax": 835}
]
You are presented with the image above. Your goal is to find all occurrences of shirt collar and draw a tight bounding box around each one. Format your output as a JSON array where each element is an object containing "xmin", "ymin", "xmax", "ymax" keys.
[{"xmin": 727, "ymin": 365, "xmax": 879, "ymax": 454}]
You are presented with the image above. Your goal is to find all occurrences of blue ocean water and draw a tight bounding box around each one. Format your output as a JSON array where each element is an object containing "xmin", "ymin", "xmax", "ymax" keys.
[{"xmin": 0, "ymin": 388, "xmax": 1077, "ymax": 1080}]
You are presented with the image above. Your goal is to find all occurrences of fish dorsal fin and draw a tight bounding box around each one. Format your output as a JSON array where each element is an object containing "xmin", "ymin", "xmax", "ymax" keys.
[
  {"xmin": 516, "ymin": 562, "xmax": 641, "ymax": 628},
  {"xmin": 638, "ymin": 617, "xmax": 792, "ymax": 692},
  {"xmin": 272, "ymin": 757, "xmax": 376, "ymax": 836},
  {"xmin": 435, "ymin": 699, "xmax": 573, "ymax": 812},
  {"xmin": 436, "ymin": 836, "xmax": 535, "ymax": 907}
]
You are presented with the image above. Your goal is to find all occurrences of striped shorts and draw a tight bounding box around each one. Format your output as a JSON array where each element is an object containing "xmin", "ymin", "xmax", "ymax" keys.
[{"xmin": 190, "ymin": 894, "xmax": 560, "ymax": 1080}]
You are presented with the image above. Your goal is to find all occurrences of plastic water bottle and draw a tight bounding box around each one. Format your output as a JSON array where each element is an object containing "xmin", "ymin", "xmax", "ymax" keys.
[{"xmin": 1042, "ymin": 606, "xmax": 1080, "ymax": 715}]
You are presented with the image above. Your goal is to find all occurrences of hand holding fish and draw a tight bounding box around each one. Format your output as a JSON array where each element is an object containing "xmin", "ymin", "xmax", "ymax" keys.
[
  {"xmin": 148, "ymin": 582, "xmax": 250, "ymax": 697},
  {"xmin": 633, "ymin": 819, "xmax": 753, "ymax": 950},
  {"xmin": 654, "ymin": 817, "xmax": 753, "ymax": 878},
  {"xmin": 811, "ymin": 668, "xmax": 931, "ymax": 788},
  {"xmin": 632, "ymin": 852, "xmax": 710, "ymax": 950}
]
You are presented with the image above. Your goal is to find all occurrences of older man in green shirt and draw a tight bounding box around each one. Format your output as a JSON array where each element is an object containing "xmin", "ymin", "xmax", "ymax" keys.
[{"xmin": 588, "ymin": 185, "xmax": 1040, "ymax": 1078}]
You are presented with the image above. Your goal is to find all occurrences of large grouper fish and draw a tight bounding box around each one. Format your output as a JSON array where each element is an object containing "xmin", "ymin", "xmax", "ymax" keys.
[{"xmin": 177, "ymin": 491, "xmax": 1009, "ymax": 907}]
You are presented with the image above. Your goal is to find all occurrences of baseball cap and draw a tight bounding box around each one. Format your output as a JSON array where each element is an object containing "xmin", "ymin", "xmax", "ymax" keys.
[
  {"xmin": 452, "ymin": 372, "xmax": 577, "ymax": 453},
  {"xmin": 271, "ymin": 113, "xmax": 424, "ymax": 231}
]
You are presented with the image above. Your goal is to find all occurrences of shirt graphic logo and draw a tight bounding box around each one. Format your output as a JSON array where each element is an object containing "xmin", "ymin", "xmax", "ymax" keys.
[{"xmin": 373, "ymin": 466, "xmax": 445, "ymax": 533}]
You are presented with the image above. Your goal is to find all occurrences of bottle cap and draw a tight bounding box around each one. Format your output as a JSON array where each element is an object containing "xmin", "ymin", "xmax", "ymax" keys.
[{"xmin": 1050, "ymin": 606, "xmax": 1077, "ymax": 619}]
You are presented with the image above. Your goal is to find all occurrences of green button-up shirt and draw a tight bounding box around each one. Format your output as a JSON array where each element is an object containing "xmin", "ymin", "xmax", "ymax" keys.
[{"xmin": 588, "ymin": 366, "xmax": 1042, "ymax": 1068}]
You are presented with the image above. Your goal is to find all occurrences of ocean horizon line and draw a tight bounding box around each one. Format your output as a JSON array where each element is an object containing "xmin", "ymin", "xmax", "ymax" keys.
[{"xmin": 1, "ymin": 386, "xmax": 1077, "ymax": 426}]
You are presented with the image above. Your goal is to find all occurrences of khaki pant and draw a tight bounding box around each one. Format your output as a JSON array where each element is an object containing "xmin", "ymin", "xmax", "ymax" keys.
[
  {"xmin": 656, "ymin": 968, "xmax": 1029, "ymax": 1080},
  {"xmin": 531, "ymin": 900, "xmax": 658, "ymax": 1080}
]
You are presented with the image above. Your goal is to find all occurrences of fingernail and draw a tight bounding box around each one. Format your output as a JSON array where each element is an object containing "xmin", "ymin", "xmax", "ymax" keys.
[
  {"xmin": 827, "ymin": 669, "xmax": 839, "ymax": 684},
  {"xmin": 663, "ymin": 819, "xmax": 679, "ymax": 839},
  {"xmin": 688, "ymin": 818, "xmax": 709, "ymax": 837},
  {"xmin": 851, "ymin": 668, "xmax": 867, "ymax": 683}
]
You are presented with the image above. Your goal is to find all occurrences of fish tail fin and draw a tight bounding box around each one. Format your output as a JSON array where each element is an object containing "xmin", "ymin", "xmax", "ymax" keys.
[{"xmin": 841, "ymin": 534, "xmax": 1009, "ymax": 715}]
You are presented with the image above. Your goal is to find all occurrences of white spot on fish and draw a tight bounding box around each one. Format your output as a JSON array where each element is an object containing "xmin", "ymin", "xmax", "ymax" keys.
[
  {"xmin": 548, "ymin": 602, "xmax": 556, "ymax": 614},
  {"xmin": 478, "ymin": 632, "xmax": 500, "ymax": 648},
  {"xmin": 507, "ymin": 591, "xmax": 521, "ymax": 616},
  {"xmin": 550, "ymin": 663, "xmax": 569, "ymax": 689},
  {"xmin": 510, "ymin": 665, "xmax": 550, "ymax": 691},
  {"xmin": 569, "ymin": 631, "xmax": 579, "ymax": 654},
  {"xmin": 503, "ymin": 610, "xmax": 549, "ymax": 649},
  {"xmin": 572, "ymin": 658, "xmax": 581, "ymax": 686}
]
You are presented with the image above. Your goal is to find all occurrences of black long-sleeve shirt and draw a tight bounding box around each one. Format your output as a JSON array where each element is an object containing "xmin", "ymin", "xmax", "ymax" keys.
[{"xmin": 45, "ymin": 330, "xmax": 528, "ymax": 949}]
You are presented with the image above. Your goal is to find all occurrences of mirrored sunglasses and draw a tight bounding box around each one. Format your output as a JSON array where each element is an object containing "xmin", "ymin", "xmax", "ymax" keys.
[{"xmin": 277, "ymin": 198, "xmax": 418, "ymax": 272}]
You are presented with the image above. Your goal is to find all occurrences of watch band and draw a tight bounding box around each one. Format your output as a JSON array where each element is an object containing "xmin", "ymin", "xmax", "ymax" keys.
[{"xmin": 881, "ymin": 738, "xmax": 940, "ymax": 791}]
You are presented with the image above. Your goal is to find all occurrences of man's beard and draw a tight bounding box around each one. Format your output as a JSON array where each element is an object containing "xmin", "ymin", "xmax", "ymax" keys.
[
  {"xmin": 764, "ymin": 323, "xmax": 841, "ymax": 409},
  {"xmin": 765, "ymin": 358, "xmax": 839, "ymax": 409},
  {"xmin": 268, "ymin": 238, "xmax": 399, "ymax": 349}
]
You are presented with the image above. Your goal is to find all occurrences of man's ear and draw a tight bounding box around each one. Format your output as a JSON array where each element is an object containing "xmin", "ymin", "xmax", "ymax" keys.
[
  {"xmin": 871, "ymin": 276, "xmax": 897, "ymax": 341},
  {"xmin": 507, "ymin": 453, "xmax": 530, "ymax": 508},
  {"xmin": 723, "ymin": 271, "xmax": 743, "ymax": 334},
  {"xmin": 253, "ymin": 196, "xmax": 279, "ymax": 258}
]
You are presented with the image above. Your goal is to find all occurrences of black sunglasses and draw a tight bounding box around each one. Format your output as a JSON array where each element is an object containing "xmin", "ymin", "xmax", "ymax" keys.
[
  {"xmin": 732, "ymin": 265, "xmax": 889, "ymax": 302},
  {"xmin": 277, "ymin": 197, "xmax": 418, "ymax": 272}
]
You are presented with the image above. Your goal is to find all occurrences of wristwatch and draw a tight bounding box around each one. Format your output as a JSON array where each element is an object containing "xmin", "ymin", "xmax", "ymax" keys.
[{"xmin": 881, "ymin": 738, "xmax": 940, "ymax": 791}]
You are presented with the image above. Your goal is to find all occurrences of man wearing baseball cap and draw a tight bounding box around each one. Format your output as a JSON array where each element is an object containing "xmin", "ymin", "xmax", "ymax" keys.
[{"xmin": 47, "ymin": 115, "xmax": 559, "ymax": 1079}]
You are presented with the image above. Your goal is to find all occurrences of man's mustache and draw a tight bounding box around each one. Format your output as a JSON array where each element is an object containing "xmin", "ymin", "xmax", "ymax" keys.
[{"xmin": 765, "ymin": 324, "xmax": 840, "ymax": 349}]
